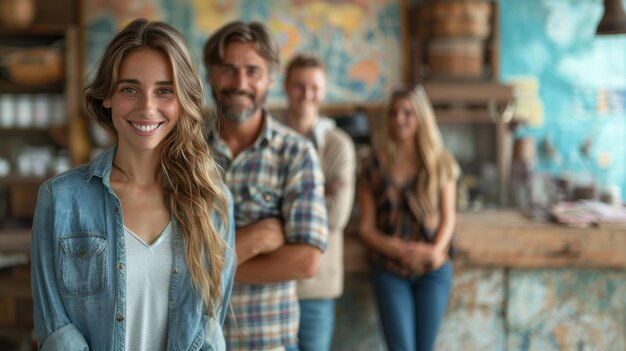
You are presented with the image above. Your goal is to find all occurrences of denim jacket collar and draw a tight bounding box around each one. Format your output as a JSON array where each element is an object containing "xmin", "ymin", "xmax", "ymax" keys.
[{"xmin": 86, "ymin": 145, "xmax": 117, "ymax": 185}]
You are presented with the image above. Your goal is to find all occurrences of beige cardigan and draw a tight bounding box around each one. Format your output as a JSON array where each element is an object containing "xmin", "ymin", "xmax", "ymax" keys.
[{"xmin": 297, "ymin": 119, "xmax": 356, "ymax": 300}]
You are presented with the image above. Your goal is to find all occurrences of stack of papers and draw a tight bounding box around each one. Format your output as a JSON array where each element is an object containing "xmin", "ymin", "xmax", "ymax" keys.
[{"xmin": 550, "ymin": 200, "xmax": 626, "ymax": 228}]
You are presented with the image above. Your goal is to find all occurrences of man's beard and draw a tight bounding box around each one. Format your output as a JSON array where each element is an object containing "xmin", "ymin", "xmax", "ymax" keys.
[{"xmin": 214, "ymin": 88, "xmax": 267, "ymax": 123}]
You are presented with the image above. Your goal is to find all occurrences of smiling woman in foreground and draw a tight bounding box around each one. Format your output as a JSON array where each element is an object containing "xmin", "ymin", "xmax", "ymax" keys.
[{"xmin": 30, "ymin": 18, "xmax": 235, "ymax": 351}]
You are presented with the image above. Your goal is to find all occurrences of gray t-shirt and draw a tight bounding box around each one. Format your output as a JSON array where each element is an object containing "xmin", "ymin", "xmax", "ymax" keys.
[{"xmin": 123, "ymin": 222, "xmax": 173, "ymax": 351}]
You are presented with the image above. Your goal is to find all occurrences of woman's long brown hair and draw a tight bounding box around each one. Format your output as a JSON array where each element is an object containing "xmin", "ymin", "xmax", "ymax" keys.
[{"xmin": 84, "ymin": 18, "xmax": 229, "ymax": 317}]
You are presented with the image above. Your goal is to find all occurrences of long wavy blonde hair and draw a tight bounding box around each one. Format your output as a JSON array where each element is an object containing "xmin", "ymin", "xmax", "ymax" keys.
[
  {"xmin": 84, "ymin": 18, "xmax": 229, "ymax": 317},
  {"xmin": 381, "ymin": 85, "xmax": 459, "ymax": 214}
]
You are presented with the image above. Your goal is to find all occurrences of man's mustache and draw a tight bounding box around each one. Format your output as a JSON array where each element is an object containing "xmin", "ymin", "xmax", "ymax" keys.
[{"xmin": 221, "ymin": 89, "xmax": 255, "ymax": 100}]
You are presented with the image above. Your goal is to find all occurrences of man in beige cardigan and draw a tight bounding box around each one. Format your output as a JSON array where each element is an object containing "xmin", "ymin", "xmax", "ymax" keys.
[{"xmin": 283, "ymin": 54, "xmax": 356, "ymax": 351}]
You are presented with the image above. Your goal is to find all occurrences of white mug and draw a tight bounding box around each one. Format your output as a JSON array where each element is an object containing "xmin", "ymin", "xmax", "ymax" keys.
[{"xmin": 0, "ymin": 95, "xmax": 15, "ymax": 128}]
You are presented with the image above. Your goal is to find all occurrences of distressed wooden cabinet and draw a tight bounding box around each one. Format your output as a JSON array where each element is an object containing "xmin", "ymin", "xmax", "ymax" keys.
[
  {"xmin": 335, "ymin": 211, "xmax": 626, "ymax": 351},
  {"xmin": 0, "ymin": 0, "xmax": 90, "ymax": 231},
  {"xmin": 435, "ymin": 210, "xmax": 626, "ymax": 351},
  {"xmin": 0, "ymin": 24, "xmax": 90, "ymax": 227},
  {"xmin": 0, "ymin": 1, "xmax": 89, "ymax": 348},
  {"xmin": 407, "ymin": 0, "xmax": 513, "ymax": 207}
]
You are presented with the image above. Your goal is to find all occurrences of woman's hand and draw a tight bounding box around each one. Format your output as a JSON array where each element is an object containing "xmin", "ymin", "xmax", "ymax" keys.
[
  {"xmin": 398, "ymin": 241, "xmax": 431, "ymax": 268},
  {"xmin": 386, "ymin": 236, "xmax": 408, "ymax": 260},
  {"xmin": 398, "ymin": 242, "xmax": 447, "ymax": 272},
  {"xmin": 427, "ymin": 245, "xmax": 448, "ymax": 271}
]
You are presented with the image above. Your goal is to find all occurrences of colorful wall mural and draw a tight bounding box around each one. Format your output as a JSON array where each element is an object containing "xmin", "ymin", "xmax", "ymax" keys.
[
  {"xmin": 83, "ymin": 0, "xmax": 404, "ymax": 105},
  {"xmin": 83, "ymin": 0, "xmax": 626, "ymax": 197}
]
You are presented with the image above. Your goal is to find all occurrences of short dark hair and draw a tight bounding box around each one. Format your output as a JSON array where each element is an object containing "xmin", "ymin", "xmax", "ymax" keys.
[
  {"xmin": 284, "ymin": 53, "xmax": 325, "ymax": 82},
  {"xmin": 203, "ymin": 21, "xmax": 280, "ymax": 73}
]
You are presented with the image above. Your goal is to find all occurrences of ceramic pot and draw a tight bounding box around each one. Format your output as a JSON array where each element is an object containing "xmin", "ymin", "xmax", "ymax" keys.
[
  {"xmin": 1, "ymin": 47, "xmax": 65, "ymax": 86},
  {"xmin": 0, "ymin": 0, "xmax": 36, "ymax": 29}
]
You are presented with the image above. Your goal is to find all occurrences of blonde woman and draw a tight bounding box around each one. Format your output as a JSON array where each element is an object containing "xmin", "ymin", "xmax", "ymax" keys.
[
  {"xmin": 31, "ymin": 19, "xmax": 235, "ymax": 351},
  {"xmin": 358, "ymin": 86, "xmax": 458, "ymax": 351}
]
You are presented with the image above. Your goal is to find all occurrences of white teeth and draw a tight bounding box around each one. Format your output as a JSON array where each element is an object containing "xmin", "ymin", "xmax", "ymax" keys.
[{"xmin": 131, "ymin": 123, "xmax": 159, "ymax": 132}]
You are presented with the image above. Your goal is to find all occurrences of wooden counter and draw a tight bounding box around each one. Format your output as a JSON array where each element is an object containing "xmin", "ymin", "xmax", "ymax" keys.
[
  {"xmin": 344, "ymin": 209, "xmax": 626, "ymax": 271},
  {"xmin": 4, "ymin": 207, "xmax": 626, "ymax": 272},
  {"xmin": 454, "ymin": 210, "xmax": 626, "ymax": 269},
  {"xmin": 8, "ymin": 210, "xmax": 625, "ymax": 271}
]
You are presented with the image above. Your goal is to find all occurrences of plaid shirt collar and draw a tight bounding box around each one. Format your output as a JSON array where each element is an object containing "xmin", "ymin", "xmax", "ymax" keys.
[{"xmin": 209, "ymin": 108, "xmax": 274, "ymax": 170}]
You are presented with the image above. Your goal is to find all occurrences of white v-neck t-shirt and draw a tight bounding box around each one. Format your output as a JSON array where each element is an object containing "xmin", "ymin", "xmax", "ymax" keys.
[{"xmin": 123, "ymin": 221, "xmax": 174, "ymax": 351}]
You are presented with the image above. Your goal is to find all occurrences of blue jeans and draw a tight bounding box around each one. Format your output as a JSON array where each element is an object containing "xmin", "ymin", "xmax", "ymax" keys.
[
  {"xmin": 298, "ymin": 299, "xmax": 336, "ymax": 351},
  {"xmin": 372, "ymin": 262, "xmax": 453, "ymax": 351}
]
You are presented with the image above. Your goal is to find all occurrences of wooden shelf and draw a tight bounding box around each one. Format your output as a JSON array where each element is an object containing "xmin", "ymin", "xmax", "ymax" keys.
[
  {"xmin": 435, "ymin": 108, "xmax": 493, "ymax": 124},
  {"xmin": 419, "ymin": 82, "xmax": 514, "ymax": 125},
  {"xmin": 0, "ymin": 24, "xmax": 90, "ymax": 225},
  {"xmin": 0, "ymin": 126, "xmax": 70, "ymax": 147},
  {"xmin": 0, "ymin": 176, "xmax": 47, "ymax": 186},
  {"xmin": 0, "ymin": 80, "xmax": 64, "ymax": 94},
  {"xmin": 424, "ymin": 81, "xmax": 513, "ymax": 105},
  {"xmin": 0, "ymin": 1, "xmax": 80, "ymax": 337},
  {"xmin": 0, "ymin": 126, "xmax": 66, "ymax": 133},
  {"xmin": 0, "ymin": 228, "xmax": 31, "ymax": 253},
  {"xmin": 0, "ymin": 24, "xmax": 70, "ymax": 37},
  {"xmin": 267, "ymin": 102, "xmax": 384, "ymax": 119},
  {"xmin": 407, "ymin": 1, "xmax": 513, "ymax": 207}
]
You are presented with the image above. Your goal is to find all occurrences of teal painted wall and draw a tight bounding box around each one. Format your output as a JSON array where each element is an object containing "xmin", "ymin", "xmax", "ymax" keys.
[{"xmin": 500, "ymin": 0, "xmax": 626, "ymax": 200}]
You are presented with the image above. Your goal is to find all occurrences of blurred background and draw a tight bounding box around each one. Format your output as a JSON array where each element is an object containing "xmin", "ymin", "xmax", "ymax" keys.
[{"xmin": 1, "ymin": 0, "xmax": 625, "ymax": 350}]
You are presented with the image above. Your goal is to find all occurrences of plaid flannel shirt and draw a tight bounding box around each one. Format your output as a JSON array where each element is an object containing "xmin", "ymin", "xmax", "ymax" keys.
[
  {"xmin": 210, "ymin": 112, "xmax": 328, "ymax": 350},
  {"xmin": 359, "ymin": 152, "xmax": 431, "ymax": 277}
]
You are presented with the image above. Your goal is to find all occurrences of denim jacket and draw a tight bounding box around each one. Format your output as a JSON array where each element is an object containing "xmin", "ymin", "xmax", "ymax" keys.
[{"xmin": 31, "ymin": 146, "xmax": 236, "ymax": 351}]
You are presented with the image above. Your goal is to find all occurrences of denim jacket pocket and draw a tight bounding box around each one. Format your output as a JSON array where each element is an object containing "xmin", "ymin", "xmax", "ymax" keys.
[{"xmin": 59, "ymin": 234, "xmax": 110, "ymax": 295}]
